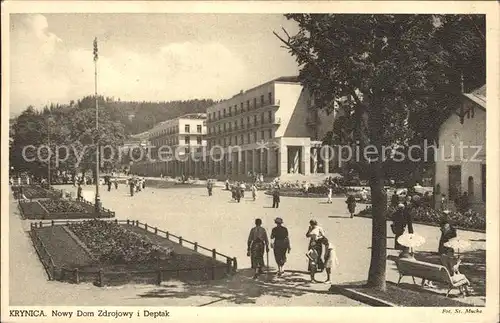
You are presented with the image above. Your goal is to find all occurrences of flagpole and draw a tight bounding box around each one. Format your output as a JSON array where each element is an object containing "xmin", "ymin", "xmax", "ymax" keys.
[{"xmin": 94, "ymin": 37, "xmax": 101, "ymax": 215}]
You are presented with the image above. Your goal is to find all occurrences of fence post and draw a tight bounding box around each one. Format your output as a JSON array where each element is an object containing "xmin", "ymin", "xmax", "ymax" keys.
[
  {"xmin": 74, "ymin": 268, "xmax": 79, "ymax": 284},
  {"xmin": 194, "ymin": 242, "xmax": 198, "ymax": 252},
  {"xmin": 155, "ymin": 227, "xmax": 158, "ymax": 235},
  {"xmin": 226, "ymin": 258, "xmax": 232, "ymax": 274},
  {"xmin": 127, "ymin": 219, "xmax": 130, "ymax": 225},
  {"xmin": 136, "ymin": 220, "xmax": 139, "ymax": 226},
  {"xmin": 98, "ymin": 269, "xmax": 104, "ymax": 287},
  {"xmin": 145, "ymin": 223, "xmax": 148, "ymax": 231},
  {"xmin": 212, "ymin": 249, "xmax": 216, "ymax": 260},
  {"xmin": 156, "ymin": 270, "xmax": 162, "ymax": 285},
  {"xmin": 232, "ymin": 257, "xmax": 238, "ymax": 273},
  {"xmin": 179, "ymin": 237, "xmax": 183, "ymax": 246},
  {"xmin": 51, "ymin": 220, "xmax": 54, "ymax": 226},
  {"xmin": 166, "ymin": 231, "xmax": 169, "ymax": 240},
  {"xmin": 39, "ymin": 221, "xmax": 42, "ymax": 228},
  {"xmin": 115, "ymin": 219, "xmax": 118, "ymax": 224}
]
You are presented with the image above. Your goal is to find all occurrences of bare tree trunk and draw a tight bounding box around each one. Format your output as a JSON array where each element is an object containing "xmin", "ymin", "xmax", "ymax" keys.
[
  {"xmin": 366, "ymin": 157, "xmax": 387, "ymax": 290},
  {"xmin": 366, "ymin": 99, "xmax": 388, "ymax": 291}
]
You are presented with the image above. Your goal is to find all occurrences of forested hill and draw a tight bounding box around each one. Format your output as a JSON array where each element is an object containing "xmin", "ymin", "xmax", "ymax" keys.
[{"xmin": 106, "ymin": 99, "xmax": 216, "ymax": 135}]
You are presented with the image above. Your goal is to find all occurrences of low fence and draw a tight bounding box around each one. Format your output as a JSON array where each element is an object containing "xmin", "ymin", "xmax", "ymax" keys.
[{"xmin": 30, "ymin": 219, "xmax": 237, "ymax": 286}]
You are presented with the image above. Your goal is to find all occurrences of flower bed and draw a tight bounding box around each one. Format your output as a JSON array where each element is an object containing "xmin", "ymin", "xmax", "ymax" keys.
[
  {"xmin": 68, "ymin": 220, "xmax": 173, "ymax": 264},
  {"xmin": 18, "ymin": 201, "xmax": 48, "ymax": 219},
  {"xmin": 40, "ymin": 200, "xmax": 89, "ymax": 213},
  {"xmin": 356, "ymin": 206, "xmax": 486, "ymax": 231},
  {"xmin": 11, "ymin": 185, "xmax": 61, "ymax": 199}
]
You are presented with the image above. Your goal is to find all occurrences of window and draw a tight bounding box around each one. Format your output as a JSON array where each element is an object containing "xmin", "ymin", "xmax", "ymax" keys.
[
  {"xmin": 235, "ymin": 136, "xmax": 238, "ymax": 145},
  {"xmin": 197, "ymin": 125, "xmax": 202, "ymax": 133},
  {"xmin": 185, "ymin": 136, "xmax": 190, "ymax": 144},
  {"xmin": 247, "ymin": 116, "xmax": 251, "ymax": 126},
  {"xmin": 241, "ymin": 134, "xmax": 244, "ymax": 144},
  {"xmin": 247, "ymin": 133, "xmax": 251, "ymax": 143},
  {"xmin": 246, "ymin": 100, "xmax": 250, "ymax": 109},
  {"xmin": 254, "ymin": 132, "xmax": 258, "ymax": 142},
  {"xmin": 185, "ymin": 147, "xmax": 190, "ymax": 154},
  {"xmin": 261, "ymin": 95, "xmax": 264, "ymax": 105},
  {"xmin": 218, "ymin": 125, "xmax": 221, "ymax": 133},
  {"xmin": 218, "ymin": 111, "xmax": 221, "ymax": 119},
  {"xmin": 223, "ymin": 109, "xmax": 226, "ymax": 117},
  {"xmin": 240, "ymin": 103, "xmax": 243, "ymax": 112},
  {"xmin": 228, "ymin": 123, "xmax": 232, "ymax": 131},
  {"xmin": 229, "ymin": 136, "xmax": 232, "ymax": 145},
  {"xmin": 268, "ymin": 111, "xmax": 273, "ymax": 123},
  {"xmin": 228, "ymin": 106, "xmax": 232, "ymax": 116},
  {"xmin": 268, "ymin": 92, "xmax": 272, "ymax": 104},
  {"xmin": 197, "ymin": 136, "xmax": 202, "ymax": 145},
  {"xmin": 240, "ymin": 119, "xmax": 244, "ymax": 129},
  {"xmin": 223, "ymin": 138, "xmax": 227, "ymax": 147},
  {"xmin": 261, "ymin": 131, "xmax": 265, "ymax": 141},
  {"xmin": 184, "ymin": 124, "xmax": 190, "ymax": 133},
  {"xmin": 261, "ymin": 113, "xmax": 265, "ymax": 124},
  {"xmin": 234, "ymin": 121, "xmax": 238, "ymax": 130},
  {"xmin": 268, "ymin": 129, "xmax": 272, "ymax": 139},
  {"xmin": 253, "ymin": 98, "xmax": 257, "ymax": 108},
  {"xmin": 254, "ymin": 115, "xmax": 257, "ymax": 125},
  {"xmin": 223, "ymin": 123, "xmax": 226, "ymax": 132}
]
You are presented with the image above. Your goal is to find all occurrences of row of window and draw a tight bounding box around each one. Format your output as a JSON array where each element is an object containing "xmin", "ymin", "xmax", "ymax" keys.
[
  {"xmin": 208, "ymin": 129, "xmax": 273, "ymax": 148},
  {"xmin": 151, "ymin": 124, "xmax": 203, "ymax": 138},
  {"xmin": 208, "ymin": 92, "xmax": 274, "ymax": 121},
  {"xmin": 153, "ymin": 136, "xmax": 203, "ymax": 146},
  {"xmin": 208, "ymin": 111, "xmax": 274, "ymax": 135}
]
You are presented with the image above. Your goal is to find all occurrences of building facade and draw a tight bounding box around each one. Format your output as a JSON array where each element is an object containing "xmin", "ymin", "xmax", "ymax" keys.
[
  {"xmin": 130, "ymin": 113, "xmax": 207, "ymax": 177},
  {"xmin": 205, "ymin": 76, "xmax": 338, "ymax": 180},
  {"xmin": 434, "ymin": 85, "xmax": 486, "ymax": 214}
]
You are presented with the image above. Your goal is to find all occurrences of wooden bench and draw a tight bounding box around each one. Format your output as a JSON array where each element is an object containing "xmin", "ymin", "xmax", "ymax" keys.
[{"xmin": 396, "ymin": 258, "xmax": 470, "ymax": 297}]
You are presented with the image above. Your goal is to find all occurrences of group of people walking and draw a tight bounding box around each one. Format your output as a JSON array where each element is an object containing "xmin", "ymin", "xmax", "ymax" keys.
[
  {"xmin": 127, "ymin": 176, "xmax": 146, "ymax": 196},
  {"xmin": 246, "ymin": 218, "xmax": 338, "ymax": 283}
]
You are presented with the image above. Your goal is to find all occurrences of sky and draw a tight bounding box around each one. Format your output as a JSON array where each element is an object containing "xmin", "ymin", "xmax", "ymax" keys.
[{"xmin": 9, "ymin": 13, "xmax": 300, "ymax": 116}]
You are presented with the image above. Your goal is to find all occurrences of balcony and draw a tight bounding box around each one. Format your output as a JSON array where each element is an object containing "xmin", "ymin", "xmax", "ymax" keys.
[{"xmin": 272, "ymin": 118, "xmax": 282, "ymax": 125}]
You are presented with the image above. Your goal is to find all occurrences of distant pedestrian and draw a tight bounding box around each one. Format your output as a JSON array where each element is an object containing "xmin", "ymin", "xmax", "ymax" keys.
[
  {"xmin": 346, "ymin": 194, "xmax": 356, "ymax": 218},
  {"xmin": 272, "ymin": 187, "xmax": 280, "ymax": 208},
  {"xmin": 107, "ymin": 180, "xmax": 112, "ymax": 192},
  {"xmin": 306, "ymin": 240, "xmax": 320, "ymax": 283},
  {"xmin": 207, "ymin": 180, "xmax": 213, "ymax": 196},
  {"xmin": 319, "ymin": 237, "xmax": 339, "ymax": 284},
  {"xmin": 306, "ymin": 220, "xmax": 325, "ymax": 272},
  {"xmin": 142, "ymin": 178, "xmax": 146, "ymax": 190},
  {"xmin": 247, "ymin": 218, "xmax": 269, "ymax": 279},
  {"xmin": 391, "ymin": 192, "xmax": 399, "ymax": 208},
  {"xmin": 251, "ymin": 184, "xmax": 257, "ymax": 201},
  {"xmin": 114, "ymin": 178, "xmax": 118, "ymax": 189},
  {"xmin": 270, "ymin": 217, "xmax": 290, "ymax": 276},
  {"xmin": 327, "ymin": 187, "xmax": 333, "ymax": 204},
  {"xmin": 239, "ymin": 182, "xmax": 246, "ymax": 198},
  {"xmin": 129, "ymin": 178, "xmax": 135, "ymax": 197},
  {"xmin": 225, "ymin": 179, "xmax": 230, "ymax": 190}
]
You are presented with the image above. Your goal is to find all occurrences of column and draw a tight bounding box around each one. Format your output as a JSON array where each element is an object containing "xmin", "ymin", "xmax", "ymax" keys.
[
  {"xmin": 302, "ymin": 144, "xmax": 311, "ymax": 175},
  {"xmin": 280, "ymin": 145, "xmax": 288, "ymax": 176},
  {"xmin": 324, "ymin": 147, "xmax": 330, "ymax": 174},
  {"xmin": 267, "ymin": 149, "xmax": 273, "ymax": 176},
  {"xmin": 311, "ymin": 148, "xmax": 318, "ymax": 174}
]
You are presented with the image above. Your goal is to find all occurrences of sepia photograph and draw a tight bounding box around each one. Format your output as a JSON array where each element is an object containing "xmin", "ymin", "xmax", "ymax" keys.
[{"xmin": 1, "ymin": 1, "xmax": 499, "ymax": 322}]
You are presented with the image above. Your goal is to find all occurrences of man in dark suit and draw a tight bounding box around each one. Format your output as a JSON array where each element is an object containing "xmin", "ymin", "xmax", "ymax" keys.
[{"xmin": 272, "ymin": 187, "xmax": 280, "ymax": 208}]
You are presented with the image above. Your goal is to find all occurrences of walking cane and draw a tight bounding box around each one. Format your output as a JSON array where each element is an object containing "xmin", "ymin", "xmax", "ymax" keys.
[{"xmin": 266, "ymin": 249, "xmax": 270, "ymax": 278}]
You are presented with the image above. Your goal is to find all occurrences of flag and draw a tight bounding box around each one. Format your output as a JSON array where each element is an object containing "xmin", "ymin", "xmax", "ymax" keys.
[{"xmin": 93, "ymin": 37, "xmax": 98, "ymax": 62}]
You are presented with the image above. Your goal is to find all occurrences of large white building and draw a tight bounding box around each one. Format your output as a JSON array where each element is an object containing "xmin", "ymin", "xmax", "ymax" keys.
[
  {"xmin": 205, "ymin": 76, "xmax": 337, "ymax": 180},
  {"xmin": 434, "ymin": 85, "xmax": 486, "ymax": 213},
  {"xmin": 130, "ymin": 113, "xmax": 207, "ymax": 177}
]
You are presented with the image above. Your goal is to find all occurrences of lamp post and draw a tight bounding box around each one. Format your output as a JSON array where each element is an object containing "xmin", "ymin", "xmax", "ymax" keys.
[
  {"xmin": 94, "ymin": 37, "xmax": 101, "ymax": 215},
  {"xmin": 47, "ymin": 114, "xmax": 54, "ymax": 189}
]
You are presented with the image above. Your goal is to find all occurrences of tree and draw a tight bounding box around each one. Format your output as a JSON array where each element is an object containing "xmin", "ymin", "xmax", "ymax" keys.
[{"xmin": 276, "ymin": 14, "xmax": 485, "ymax": 290}]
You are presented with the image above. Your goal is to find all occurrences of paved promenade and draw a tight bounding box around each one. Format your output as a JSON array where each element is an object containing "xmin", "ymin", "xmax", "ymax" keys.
[{"xmin": 9, "ymin": 184, "xmax": 485, "ymax": 306}]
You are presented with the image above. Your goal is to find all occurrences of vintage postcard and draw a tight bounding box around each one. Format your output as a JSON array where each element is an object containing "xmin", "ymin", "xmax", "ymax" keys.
[{"xmin": 1, "ymin": 1, "xmax": 499, "ymax": 322}]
